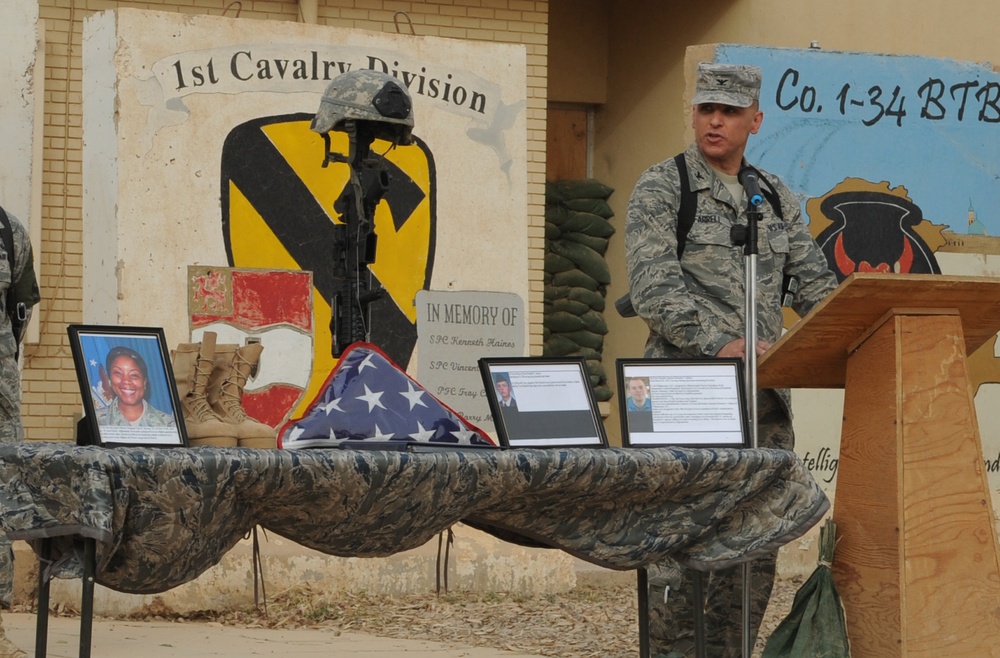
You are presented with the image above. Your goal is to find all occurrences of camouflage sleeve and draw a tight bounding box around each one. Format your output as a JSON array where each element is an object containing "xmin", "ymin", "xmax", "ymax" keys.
[
  {"xmin": 767, "ymin": 179, "xmax": 838, "ymax": 317},
  {"xmin": 625, "ymin": 161, "xmax": 732, "ymax": 357},
  {"xmin": 0, "ymin": 211, "xmax": 35, "ymax": 428},
  {"xmin": 7, "ymin": 211, "xmax": 40, "ymax": 308},
  {"xmin": 9, "ymin": 215, "xmax": 31, "ymax": 282}
]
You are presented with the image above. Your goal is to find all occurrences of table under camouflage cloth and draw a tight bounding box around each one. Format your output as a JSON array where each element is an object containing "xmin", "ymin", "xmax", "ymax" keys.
[{"xmin": 0, "ymin": 443, "xmax": 828, "ymax": 595}]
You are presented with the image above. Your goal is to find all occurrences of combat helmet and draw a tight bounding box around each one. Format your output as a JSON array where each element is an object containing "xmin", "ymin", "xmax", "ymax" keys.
[{"xmin": 311, "ymin": 69, "xmax": 414, "ymax": 145}]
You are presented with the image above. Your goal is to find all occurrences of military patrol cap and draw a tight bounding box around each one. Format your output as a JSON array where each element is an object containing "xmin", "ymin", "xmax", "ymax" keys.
[{"xmin": 692, "ymin": 62, "xmax": 761, "ymax": 108}]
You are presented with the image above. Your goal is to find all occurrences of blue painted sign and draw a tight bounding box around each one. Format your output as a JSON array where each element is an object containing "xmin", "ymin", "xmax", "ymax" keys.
[{"xmin": 717, "ymin": 44, "xmax": 1000, "ymax": 236}]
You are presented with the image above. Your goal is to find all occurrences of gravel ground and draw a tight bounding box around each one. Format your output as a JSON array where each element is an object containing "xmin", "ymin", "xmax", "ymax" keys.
[{"xmin": 95, "ymin": 575, "xmax": 804, "ymax": 658}]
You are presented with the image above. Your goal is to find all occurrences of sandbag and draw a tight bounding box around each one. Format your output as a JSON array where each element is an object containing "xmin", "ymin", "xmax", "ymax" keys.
[
  {"xmin": 545, "ymin": 203, "xmax": 573, "ymax": 226},
  {"xmin": 549, "ymin": 178, "xmax": 614, "ymax": 202},
  {"xmin": 543, "ymin": 334, "xmax": 579, "ymax": 357},
  {"xmin": 545, "ymin": 311, "xmax": 586, "ymax": 333},
  {"xmin": 559, "ymin": 210, "xmax": 617, "ymax": 238},
  {"xmin": 552, "ymin": 269, "xmax": 600, "ymax": 291},
  {"xmin": 545, "ymin": 221, "xmax": 561, "ymax": 240},
  {"xmin": 545, "ymin": 285, "xmax": 571, "ymax": 301},
  {"xmin": 567, "ymin": 286, "xmax": 606, "ymax": 312},
  {"xmin": 562, "ymin": 329, "xmax": 604, "ymax": 351},
  {"xmin": 580, "ymin": 309, "xmax": 609, "ymax": 335},
  {"xmin": 593, "ymin": 385, "xmax": 613, "ymax": 402},
  {"xmin": 551, "ymin": 298, "xmax": 591, "ymax": 316},
  {"xmin": 550, "ymin": 241, "xmax": 611, "ymax": 285},
  {"xmin": 545, "ymin": 251, "xmax": 576, "ymax": 274},
  {"xmin": 561, "ymin": 230, "xmax": 610, "ymax": 255},
  {"xmin": 564, "ymin": 197, "xmax": 615, "ymax": 219}
]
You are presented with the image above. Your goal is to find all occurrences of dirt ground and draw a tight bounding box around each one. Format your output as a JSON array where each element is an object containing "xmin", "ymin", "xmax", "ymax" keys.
[{"xmin": 101, "ymin": 574, "xmax": 804, "ymax": 658}]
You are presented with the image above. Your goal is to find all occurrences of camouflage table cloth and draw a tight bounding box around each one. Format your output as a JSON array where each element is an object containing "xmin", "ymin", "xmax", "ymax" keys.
[{"xmin": 0, "ymin": 443, "xmax": 827, "ymax": 594}]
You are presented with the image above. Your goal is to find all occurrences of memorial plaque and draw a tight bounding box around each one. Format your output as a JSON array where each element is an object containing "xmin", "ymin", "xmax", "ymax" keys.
[{"xmin": 416, "ymin": 290, "xmax": 524, "ymax": 438}]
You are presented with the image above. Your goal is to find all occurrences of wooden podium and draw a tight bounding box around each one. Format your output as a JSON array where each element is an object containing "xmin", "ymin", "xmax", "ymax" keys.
[{"xmin": 758, "ymin": 273, "xmax": 1000, "ymax": 657}]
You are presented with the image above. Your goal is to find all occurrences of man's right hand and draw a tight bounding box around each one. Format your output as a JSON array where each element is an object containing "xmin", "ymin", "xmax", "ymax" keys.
[{"xmin": 716, "ymin": 337, "xmax": 771, "ymax": 360}]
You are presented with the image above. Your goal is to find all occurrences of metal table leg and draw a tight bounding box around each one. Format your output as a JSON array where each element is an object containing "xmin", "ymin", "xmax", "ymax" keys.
[
  {"xmin": 693, "ymin": 570, "xmax": 707, "ymax": 658},
  {"xmin": 79, "ymin": 538, "xmax": 95, "ymax": 658},
  {"xmin": 34, "ymin": 538, "xmax": 51, "ymax": 658},
  {"xmin": 33, "ymin": 537, "xmax": 97, "ymax": 658},
  {"xmin": 637, "ymin": 568, "xmax": 649, "ymax": 658}
]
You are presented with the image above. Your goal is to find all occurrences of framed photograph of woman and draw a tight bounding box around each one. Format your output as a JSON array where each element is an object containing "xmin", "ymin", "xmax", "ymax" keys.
[{"xmin": 68, "ymin": 325, "xmax": 188, "ymax": 447}]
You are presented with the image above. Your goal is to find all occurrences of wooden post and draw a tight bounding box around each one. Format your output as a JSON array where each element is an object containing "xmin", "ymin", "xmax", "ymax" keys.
[
  {"xmin": 834, "ymin": 311, "xmax": 1000, "ymax": 656},
  {"xmin": 756, "ymin": 274, "xmax": 1000, "ymax": 657}
]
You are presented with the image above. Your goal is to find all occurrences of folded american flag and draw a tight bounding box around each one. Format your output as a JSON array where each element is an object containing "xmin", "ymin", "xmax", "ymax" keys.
[{"xmin": 278, "ymin": 342, "xmax": 496, "ymax": 449}]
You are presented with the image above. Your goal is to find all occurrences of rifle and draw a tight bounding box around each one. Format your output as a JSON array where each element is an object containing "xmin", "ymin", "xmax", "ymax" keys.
[{"xmin": 326, "ymin": 120, "xmax": 390, "ymax": 357}]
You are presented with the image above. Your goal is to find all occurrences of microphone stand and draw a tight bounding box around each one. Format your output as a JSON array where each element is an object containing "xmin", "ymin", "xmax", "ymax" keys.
[
  {"xmin": 694, "ymin": 177, "xmax": 762, "ymax": 658},
  {"xmin": 740, "ymin": 190, "xmax": 762, "ymax": 658}
]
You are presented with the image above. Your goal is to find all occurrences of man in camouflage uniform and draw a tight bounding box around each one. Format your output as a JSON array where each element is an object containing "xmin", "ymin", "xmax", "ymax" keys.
[
  {"xmin": 0, "ymin": 206, "xmax": 40, "ymax": 658},
  {"xmin": 624, "ymin": 63, "xmax": 837, "ymax": 657}
]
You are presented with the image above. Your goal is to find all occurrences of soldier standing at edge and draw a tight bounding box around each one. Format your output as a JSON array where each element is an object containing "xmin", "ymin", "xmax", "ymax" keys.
[
  {"xmin": 624, "ymin": 63, "xmax": 837, "ymax": 657},
  {"xmin": 0, "ymin": 205, "xmax": 40, "ymax": 658}
]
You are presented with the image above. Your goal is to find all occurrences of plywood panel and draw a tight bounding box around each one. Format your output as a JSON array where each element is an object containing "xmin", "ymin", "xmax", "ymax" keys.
[
  {"xmin": 832, "ymin": 312, "xmax": 1000, "ymax": 657},
  {"xmin": 758, "ymin": 273, "xmax": 1000, "ymax": 389},
  {"xmin": 546, "ymin": 107, "xmax": 588, "ymax": 181},
  {"xmin": 897, "ymin": 314, "xmax": 1000, "ymax": 657},
  {"xmin": 833, "ymin": 317, "xmax": 903, "ymax": 657}
]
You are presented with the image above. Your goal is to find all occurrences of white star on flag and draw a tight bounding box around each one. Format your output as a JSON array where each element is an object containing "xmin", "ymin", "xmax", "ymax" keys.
[
  {"xmin": 399, "ymin": 381, "xmax": 427, "ymax": 411},
  {"xmin": 408, "ymin": 422, "xmax": 436, "ymax": 442},
  {"xmin": 322, "ymin": 398, "xmax": 344, "ymax": 415},
  {"xmin": 372, "ymin": 423, "xmax": 395, "ymax": 440},
  {"xmin": 356, "ymin": 384, "xmax": 385, "ymax": 412},
  {"xmin": 357, "ymin": 352, "xmax": 378, "ymax": 372}
]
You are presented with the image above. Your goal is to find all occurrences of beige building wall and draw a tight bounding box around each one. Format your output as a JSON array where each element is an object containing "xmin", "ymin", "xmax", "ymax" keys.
[{"xmin": 27, "ymin": 0, "xmax": 550, "ymax": 442}]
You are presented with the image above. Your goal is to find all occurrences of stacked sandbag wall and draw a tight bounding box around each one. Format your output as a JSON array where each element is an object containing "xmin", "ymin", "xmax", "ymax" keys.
[{"xmin": 543, "ymin": 179, "xmax": 615, "ymax": 402}]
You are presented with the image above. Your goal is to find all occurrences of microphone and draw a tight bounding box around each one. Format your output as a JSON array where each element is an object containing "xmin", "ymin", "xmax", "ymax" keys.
[{"xmin": 738, "ymin": 167, "xmax": 764, "ymax": 207}]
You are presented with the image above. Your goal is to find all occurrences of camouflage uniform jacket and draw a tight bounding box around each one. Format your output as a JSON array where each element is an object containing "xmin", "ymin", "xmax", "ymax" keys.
[
  {"xmin": 95, "ymin": 399, "xmax": 176, "ymax": 427},
  {"xmin": 0, "ymin": 209, "xmax": 39, "ymax": 443},
  {"xmin": 625, "ymin": 144, "xmax": 837, "ymax": 409}
]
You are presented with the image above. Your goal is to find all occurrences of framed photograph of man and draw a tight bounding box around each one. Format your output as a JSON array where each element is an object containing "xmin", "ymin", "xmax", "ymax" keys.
[
  {"xmin": 616, "ymin": 357, "xmax": 749, "ymax": 449},
  {"xmin": 68, "ymin": 325, "xmax": 188, "ymax": 447},
  {"xmin": 478, "ymin": 356, "xmax": 607, "ymax": 448}
]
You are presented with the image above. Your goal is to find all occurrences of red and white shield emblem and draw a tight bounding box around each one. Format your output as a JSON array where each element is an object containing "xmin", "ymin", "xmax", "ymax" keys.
[{"xmin": 188, "ymin": 266, "xmax": 313, "ymax": 428}]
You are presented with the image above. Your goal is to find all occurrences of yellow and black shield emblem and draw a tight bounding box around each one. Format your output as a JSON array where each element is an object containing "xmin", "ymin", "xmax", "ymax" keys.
[{"xmin": 221, "ymin": 113, "xmax": 435, "ymax": 413}]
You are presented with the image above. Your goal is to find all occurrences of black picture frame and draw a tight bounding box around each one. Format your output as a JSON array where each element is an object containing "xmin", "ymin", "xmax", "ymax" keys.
[
  {"xmin": 68, "ymin": 324, "xmax": 188, "ymax": 447},
  {"xmin": 616, "ymin": 357, "xmax": 749, "ymax": 448},
  {"xmin": 478, "ymin": 356, "xmax": 607, "ymax": 448}
]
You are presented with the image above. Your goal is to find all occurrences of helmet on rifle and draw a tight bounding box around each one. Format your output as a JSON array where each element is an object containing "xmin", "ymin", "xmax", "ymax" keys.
[{"xmin": 311, "ymin": 69, "xmax": 414, "ymax": 145}]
